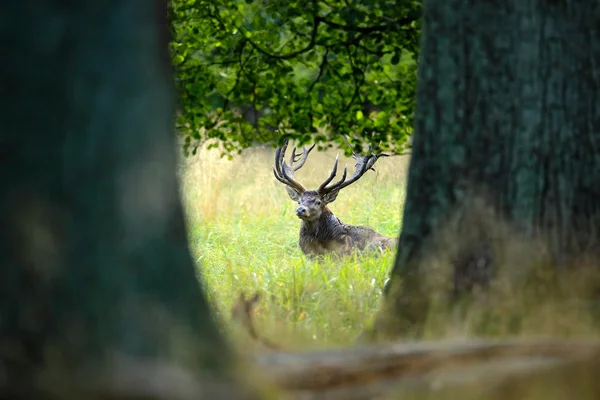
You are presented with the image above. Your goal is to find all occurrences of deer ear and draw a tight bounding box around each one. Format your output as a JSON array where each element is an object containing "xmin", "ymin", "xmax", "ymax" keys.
[
  {"xmin": 285, "ymin": 186, "xmax": 302, "ymax": 201},
  {"xmin": 322, "ymin": 190, "xmax": 339, "ymax": 204}
]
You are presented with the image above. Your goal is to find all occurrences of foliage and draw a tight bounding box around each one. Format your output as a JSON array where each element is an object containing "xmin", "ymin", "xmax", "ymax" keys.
[{"xmin": 169, "ymin": 0, "xmax": 421, "ymax": 157}]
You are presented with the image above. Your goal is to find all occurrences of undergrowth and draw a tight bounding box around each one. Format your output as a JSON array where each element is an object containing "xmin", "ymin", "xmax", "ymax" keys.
[
  {"xmin": 179, "ymin": 142, "xmax": 600, "ymax": 351},
  {"xmin": 180, "ymin": 142, "xmax": 406, "ymax": 348}
]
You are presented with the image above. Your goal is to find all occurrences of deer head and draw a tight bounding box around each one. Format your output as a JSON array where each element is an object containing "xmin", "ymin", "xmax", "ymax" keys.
[{"xmin": 273, "ymin": 139, "xmax": 387, "ymax": 222}]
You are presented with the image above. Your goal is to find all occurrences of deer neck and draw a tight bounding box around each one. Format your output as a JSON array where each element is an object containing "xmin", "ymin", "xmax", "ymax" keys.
[{"xmin": 300, "ymin": 207, "xmax": 345, "ymax": 239}]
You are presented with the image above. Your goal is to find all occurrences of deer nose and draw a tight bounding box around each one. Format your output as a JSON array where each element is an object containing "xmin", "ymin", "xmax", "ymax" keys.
[{"xmin": 296, "ymin": 206, "xmax": 307, "ymax": 216}]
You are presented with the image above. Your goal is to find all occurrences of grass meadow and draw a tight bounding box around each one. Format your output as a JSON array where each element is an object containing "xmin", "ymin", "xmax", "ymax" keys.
[
  {"xmin": 178, "ymin": 142, "xmax": 600, "ymax": 355},
  {"xmin": 179, "ymin": 142, "xmax": 408, "ymax": 349}
]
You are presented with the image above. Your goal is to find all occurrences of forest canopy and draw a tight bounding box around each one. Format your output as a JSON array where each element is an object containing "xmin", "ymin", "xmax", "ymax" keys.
[{"xmin": 169, "ymin": 0, "xmax": 422, "ymax": 157}]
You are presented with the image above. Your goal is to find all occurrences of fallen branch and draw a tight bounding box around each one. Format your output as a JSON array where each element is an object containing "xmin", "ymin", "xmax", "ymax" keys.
[
  {"xmin": 232, "ymin": 291, "xmax": 600, "ymax": 399},
  {"xmin": 252, "ymin": 337, "xmax": 600, "ymax": 399},
  {"xmin": 25, "ymin": 333, "xmax": 600, "ymax": 400}
]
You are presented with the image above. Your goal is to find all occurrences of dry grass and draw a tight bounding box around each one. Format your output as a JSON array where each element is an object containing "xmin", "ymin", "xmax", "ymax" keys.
[
  {"xmin": 177, "ymin": 141, "xmax": 600, "ymax": 398},
  {"xmin": 179, "ymin": 141, "xmax": 407, "ymax": 348},
  {"xmin": 179, "ymin": 141, "xmax": 600, "ymax": 346}
]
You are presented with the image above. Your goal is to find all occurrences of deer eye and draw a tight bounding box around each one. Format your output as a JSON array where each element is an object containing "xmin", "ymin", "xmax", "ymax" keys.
[{"xmin": 315, "ymin": 200, "xmax": 322, "ymax": 206}]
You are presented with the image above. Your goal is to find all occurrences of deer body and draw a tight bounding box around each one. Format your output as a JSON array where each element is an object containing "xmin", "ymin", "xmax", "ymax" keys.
[
  {"xmin": 273, "ymin": 141, "xmax": 396, "ymax": 257},
  {"xmin": 298, "ymin": 205, "xmax": 394, "ymax": 256}
]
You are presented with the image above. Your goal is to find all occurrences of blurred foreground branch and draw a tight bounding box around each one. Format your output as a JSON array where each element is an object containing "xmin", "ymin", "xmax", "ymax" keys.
[
  {"xmin": 31, "ymin": 333, "xmax": 600, "ymax": 400},
  {"xmin": 230, "ymin": 292, "xmax": 600, "ymax": 399}
]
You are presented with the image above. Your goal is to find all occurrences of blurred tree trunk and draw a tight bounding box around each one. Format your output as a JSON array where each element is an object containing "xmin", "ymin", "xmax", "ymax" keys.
[
  {"xmin": 0, "ymin": 1, "xmax": 258, "ymax": 398},
  {"xmin": 377, "ymin": 0, "xmax": 600, "ymax": 335}
]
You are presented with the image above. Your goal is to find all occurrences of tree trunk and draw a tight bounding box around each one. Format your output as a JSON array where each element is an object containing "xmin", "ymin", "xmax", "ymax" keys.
[
  {"xmin": 377, "ymin": 0, "xmax": 600, "ymax": 335},
  {"xmin": 0, "ymin": 1, "xmax": 257, "ymax": 398}
]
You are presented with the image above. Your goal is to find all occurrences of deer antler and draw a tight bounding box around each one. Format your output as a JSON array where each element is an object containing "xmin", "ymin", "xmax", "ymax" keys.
[
  {"xmin": 344, "ymin": 134, "xmax": 390, "ymax": 172},
  {"xmin": 318, "ymin": 136, "xmax": 388, "ymax": 195},
  {"xmin": 289, "ymin": 143, "xmax": 316, "ymax": 172},
  {"xmin": 273, "ymin": 140, "xmax": 315, "ymax": 194}
]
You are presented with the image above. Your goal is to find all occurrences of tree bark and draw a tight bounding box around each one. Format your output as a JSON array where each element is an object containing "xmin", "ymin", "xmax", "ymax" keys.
[
  {"xmin": 378, "ymin": 0, "xmax": 600, "ymax": 334},
  {"xmin": 0, "ymin": 1, "xmax": 257, "ymax": 398}
]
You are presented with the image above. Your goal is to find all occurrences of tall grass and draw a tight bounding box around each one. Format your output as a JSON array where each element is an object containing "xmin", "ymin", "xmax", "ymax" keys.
[
  {"xmin": 179, "ymin": 142, "xmax": 600, "ymax": 352},
  {"xmin": 179, "ymin": 142, "xmax": 408, "ymax": 348}
]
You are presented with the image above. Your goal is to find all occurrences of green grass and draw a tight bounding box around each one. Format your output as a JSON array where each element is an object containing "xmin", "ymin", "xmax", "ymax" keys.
[
  {"xmin": 179, "ymin": 142, "xmax": 600, "ymax": 354},
  {"xmin": 179, "ymin": 142, "xmax": 408, "ymax": 348}
]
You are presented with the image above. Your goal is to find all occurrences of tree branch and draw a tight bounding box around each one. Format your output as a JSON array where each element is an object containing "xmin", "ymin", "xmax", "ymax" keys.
[
  {"xmin": 319, "ymin": 14, "xmax": 418, "ymax": 34},
  {"xmin": 343, "ymin": 47, "xmax": 365, "ymax": 113},
  {"xmin": 309, "ymin": 49, "xmax": 329, "ymax": 91},
  {"xmin": 242, "ymin": 0, "xmax": 321, "ymax": 60},
  {"xmin": 208, "ymin": 40, "xmax": 254, "ymax": 131},
  {"xmin": 321, "ymin": 18, "xmax": 389, "ymax": 34}
]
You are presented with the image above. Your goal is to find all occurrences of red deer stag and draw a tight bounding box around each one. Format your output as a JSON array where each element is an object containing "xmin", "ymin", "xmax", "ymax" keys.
[{"xmin": 273, "ymin": 140, "xmax": 396, "ymax": 257}]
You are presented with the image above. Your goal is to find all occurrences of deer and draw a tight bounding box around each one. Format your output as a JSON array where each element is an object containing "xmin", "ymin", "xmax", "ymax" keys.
[{"xmin": 273, "ymin": 139, "xmax": 397, "ymax": 257}]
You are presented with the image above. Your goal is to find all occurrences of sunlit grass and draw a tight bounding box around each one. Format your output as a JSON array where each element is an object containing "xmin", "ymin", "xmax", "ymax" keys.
[
  {"xmin": 179, "ymin": 142, "xmax": 600, "ymax": 353},
  {"xmin": 179, "ymin": 141, "xmax": 408, "ymax": 348}
]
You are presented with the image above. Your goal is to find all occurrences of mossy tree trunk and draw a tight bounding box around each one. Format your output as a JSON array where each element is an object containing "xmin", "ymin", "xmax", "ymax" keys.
[
  {"xmin": 0, "ymin": 1, "xmax": 256, "ymax": 397},
  {"xmin": 379, "ymin": 0, "xmax": 600, "ymax": 334}
]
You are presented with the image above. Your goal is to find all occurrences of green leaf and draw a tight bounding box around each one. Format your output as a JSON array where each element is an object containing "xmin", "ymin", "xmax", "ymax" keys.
[
  {"xmin": 173, "ymin": 54, "xmax": 184, "ymax": 65},
  {"xmin": 170, "ymin": 0, "xmax": 420, "ymax": 156}
]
